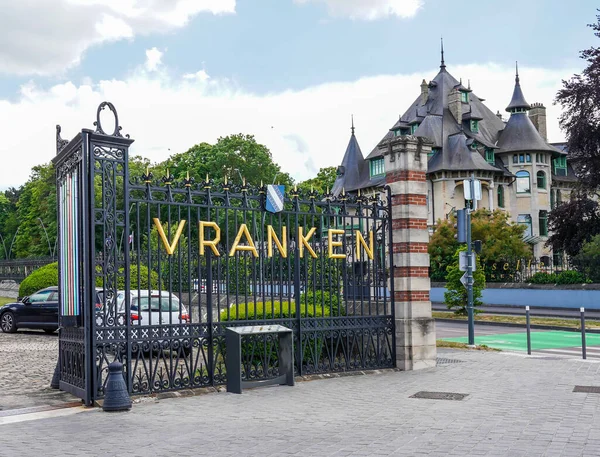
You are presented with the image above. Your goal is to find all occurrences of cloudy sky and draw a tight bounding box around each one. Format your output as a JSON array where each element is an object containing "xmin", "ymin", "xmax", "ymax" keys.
[{"xmin": 0, "ymin": 0, "xmax": 596, "ymax": 189}]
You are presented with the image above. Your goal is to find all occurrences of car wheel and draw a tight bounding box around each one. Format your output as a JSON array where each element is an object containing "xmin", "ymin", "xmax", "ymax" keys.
[
  {"xmin": 43, "ymin": 329, "xmax": 56, "ymax": 334},
  {"xmin": 0, "ymin": 312, "xmax": 17, "ymax": 333}
]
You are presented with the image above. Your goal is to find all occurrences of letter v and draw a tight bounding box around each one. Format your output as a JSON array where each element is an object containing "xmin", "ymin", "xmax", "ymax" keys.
[{"xmin": 153, "ymin": 218, "xmax": 186, "ymax": 255}]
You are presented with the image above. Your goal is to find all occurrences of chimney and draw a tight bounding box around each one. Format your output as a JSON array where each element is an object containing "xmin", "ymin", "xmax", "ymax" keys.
[
  {"xmin": 420, "ymin": 79, "xmax": 429, "ymax": 105},
  {"xmin": 529, "ymin": 103, "xmax": 547, "ymax": 141},
  {"xmin": 448, "ymin": 88, "xmax": 462, "ymax": 124}
]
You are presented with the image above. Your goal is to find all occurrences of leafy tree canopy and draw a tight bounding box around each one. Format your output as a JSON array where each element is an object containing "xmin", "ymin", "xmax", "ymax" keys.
[
  {"xmin": 547, "ymin": 13, "xmax": 600, "ymax": 255},
  {"xmin": 159, "ymin": 134, "xmax": 293, "ymax": 187}
]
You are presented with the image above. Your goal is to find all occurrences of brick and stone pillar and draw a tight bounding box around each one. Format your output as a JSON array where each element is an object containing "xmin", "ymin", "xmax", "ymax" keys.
[{"xmin": 381, "ymin": 135, "xmax": 436, "ymax": 370}]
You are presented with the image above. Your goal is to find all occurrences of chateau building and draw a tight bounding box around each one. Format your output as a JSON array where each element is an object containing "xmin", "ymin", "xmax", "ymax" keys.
[{"xmin": 332, "ymin": 55, "xmax": 577, "ymax": 260}]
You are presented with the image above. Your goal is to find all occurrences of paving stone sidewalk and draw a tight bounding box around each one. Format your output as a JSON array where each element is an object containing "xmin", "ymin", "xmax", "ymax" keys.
[
  {"xmin": 0, "ymin": 331, "xmax": 77, "ymax": 411},
  {"xmin": 3, "ymin": 349, "xmax": 600, "ymax": 456}
]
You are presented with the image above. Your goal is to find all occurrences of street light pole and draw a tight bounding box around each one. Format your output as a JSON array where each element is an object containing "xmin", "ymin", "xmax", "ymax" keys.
[{"xmin": 37, "ymin": 218, "xmax": 53, "ymax": 258}]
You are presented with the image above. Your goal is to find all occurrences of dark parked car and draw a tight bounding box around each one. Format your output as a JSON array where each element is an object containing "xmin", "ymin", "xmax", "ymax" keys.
[{"xmin": 0, "ymin": 286, "xmax": 59, "ymax": 333}]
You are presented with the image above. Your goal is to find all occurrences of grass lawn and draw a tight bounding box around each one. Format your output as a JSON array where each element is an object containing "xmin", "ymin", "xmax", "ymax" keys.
[{"xmin": 0, "ymin": 296, "xmax": 15, "ymax": 306}]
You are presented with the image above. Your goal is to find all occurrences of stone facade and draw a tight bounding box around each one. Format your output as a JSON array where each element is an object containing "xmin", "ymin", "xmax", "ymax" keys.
[{"xmin": 383, "ymin": 135, "xmax": 436, "ymax": 370}]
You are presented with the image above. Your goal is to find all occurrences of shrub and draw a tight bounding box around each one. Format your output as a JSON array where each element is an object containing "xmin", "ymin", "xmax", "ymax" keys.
[
  {"xmin": 528, "ymin": 272, "xmax": 558, "ymax": 284},
  {"xmin": 300, "ymin": 289, "xmax": 343, "ymax": 316},
  {"xmin": 221, "ymin": 300, "xmax": 329, "ymax": 321},
  {"xmin": 95, "ymin": 263, "xmax": 159, "ymax": 290},
  {"xmin": 444, "ymin": 247, "xmax": 486, "ymax": 315},
  {"xmin": 556, "ymin": 270, "xmax": 587, "ymax": 284},
  {"xmin": 19, "ymin": 262, "xmax": 58, "ymax": 297}
]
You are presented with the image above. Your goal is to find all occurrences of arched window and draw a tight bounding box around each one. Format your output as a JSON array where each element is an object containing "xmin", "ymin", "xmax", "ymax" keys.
[
  {"xmin": 536, "ymin": 171, "xmax": 546, "ymax": 189},
  {"xmin": 497, "ymin": 185, "xmax": 505, "ymax": 208},
  {"xmin": 516, "ymin": 171, "xmax": 530, "ymax": 194}
]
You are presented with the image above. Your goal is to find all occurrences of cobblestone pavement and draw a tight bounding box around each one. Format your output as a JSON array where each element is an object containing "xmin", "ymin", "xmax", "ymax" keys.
[
  {"xmin": 0, "ymin": 331, "xmax": 77, "ymax": 411},
  {"xmin": 3, "ymin": 349, "xmax": 600, "ymax": 456}
]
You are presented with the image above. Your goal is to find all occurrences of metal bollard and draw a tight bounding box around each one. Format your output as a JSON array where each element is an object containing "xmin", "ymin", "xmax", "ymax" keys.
[
  {"xmin": 581, "ymin": 307, "xmax": 587, "ymax": 360},
  {"xmin": 525, "ymin": 306, "xmax": 531, "ymax": 355}
]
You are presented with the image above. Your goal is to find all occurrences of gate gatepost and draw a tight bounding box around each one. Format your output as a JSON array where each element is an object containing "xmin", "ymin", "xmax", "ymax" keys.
[{"xmin": 382, "ymin": 135, "xmax": 437, "ymax": 370}]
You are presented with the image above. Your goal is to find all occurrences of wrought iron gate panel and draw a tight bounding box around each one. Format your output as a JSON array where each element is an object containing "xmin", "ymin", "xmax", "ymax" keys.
[{"xmin": 56, "ymin": 103, "xmax": 395, "ymax": 403}]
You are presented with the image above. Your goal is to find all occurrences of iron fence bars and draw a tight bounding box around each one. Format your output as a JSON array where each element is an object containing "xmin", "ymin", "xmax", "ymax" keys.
[{"xmin": 56, "ymin": 103, "xmax": 395, "ymax": 403}]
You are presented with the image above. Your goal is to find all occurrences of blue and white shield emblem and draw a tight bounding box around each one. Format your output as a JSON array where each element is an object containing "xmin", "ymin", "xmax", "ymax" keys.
[{"xmin": 266, "ymin": 184, "xmax": 285, "ymax": 213}]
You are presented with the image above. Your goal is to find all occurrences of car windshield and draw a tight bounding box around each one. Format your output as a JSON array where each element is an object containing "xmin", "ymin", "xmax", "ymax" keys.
[{"xmin": 133, "ymin": 296, "xmax": 181, "ymax": 312}]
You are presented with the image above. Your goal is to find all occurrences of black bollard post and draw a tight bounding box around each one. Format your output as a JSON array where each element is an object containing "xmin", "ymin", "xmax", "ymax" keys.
[
  {"xmin": 525, "ymin": 306, "xmax": 531, "ymax": 356},
  {"xmin": 102, "ymin": 361, "xmax": 132, "ymax": 412},
  {"xmin": 50, "ymin": 357, "xmax": 60, "ymax": 389},
  {"xmin": 581, "ymin": 307, "xmax": 587, "ymax": 360}
]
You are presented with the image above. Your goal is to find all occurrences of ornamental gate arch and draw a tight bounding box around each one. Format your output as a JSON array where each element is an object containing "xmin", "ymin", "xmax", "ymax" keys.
[{"xmin": 53, "ymin": 103, "xmax": 396, "ymax": 404}]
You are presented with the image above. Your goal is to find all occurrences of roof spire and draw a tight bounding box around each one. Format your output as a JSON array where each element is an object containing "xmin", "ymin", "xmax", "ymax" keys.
[
  {"xmin": 506, "ymin": 61, "xmax": 530, "ymax": 112},
  {"xmin": 351, "ymin": 114, "xmax": 355, "ymax": 135},
  {"xmin": 440, "ymin": 37, "xmax": 446, "ymax": 69}
]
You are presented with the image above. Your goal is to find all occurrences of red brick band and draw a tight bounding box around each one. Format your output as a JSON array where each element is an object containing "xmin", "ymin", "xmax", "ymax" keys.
[
  {"xmin": 394, "ymin": 291, "xmax": 430, "ymax": 302},
  {"xmin": 392, "ymin": 219, "xmax": 427, "ymax": 230},
  {"xmin": 386, "ymin": 170, "xmax": 426, "ymax": 183},
  {"xmin": 391, "ymin": 194, "xmax": 427, "ymax": 205}
]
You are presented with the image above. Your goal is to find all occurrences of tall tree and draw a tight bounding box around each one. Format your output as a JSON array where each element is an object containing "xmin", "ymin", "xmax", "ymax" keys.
[
  {"xmin": 161, "ymin": 134, "xmax": 292, "ymax": 187},
  {"xmin": 555, "ymin": 12, "xmax": 600, "ymax": 190},
  {"xmin": 548, "ymin": 12, "xmax": 600, "ymax": 255}
]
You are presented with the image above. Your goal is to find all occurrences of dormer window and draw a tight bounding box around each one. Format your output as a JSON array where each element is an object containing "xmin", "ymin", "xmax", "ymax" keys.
[
  {"xmin": 553, "ymin": 156, "xmax": 567, "ymax": 176},
  {"xmin": 485, "ymin": 148, "xmax": 495, "ymax": 164},
  {"xmin": 410, "ymin": 123, "xmax": 419, "ymax": 134},
  {"xmin": 370, "ymin": 158, "xmax": 385, "ymax": 177},
  {"xmin": 470, "ymin": 119, "xmax": 479, "ymax": 133},
  {"xmin": 460, "ymin": 91, "xmax": 469, "ymax": 103}
]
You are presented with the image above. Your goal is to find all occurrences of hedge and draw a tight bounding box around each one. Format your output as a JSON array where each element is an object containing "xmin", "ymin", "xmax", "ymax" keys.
[{"xmin": 19, "ymin": 262, "xmax": 58, "ymax": 297}]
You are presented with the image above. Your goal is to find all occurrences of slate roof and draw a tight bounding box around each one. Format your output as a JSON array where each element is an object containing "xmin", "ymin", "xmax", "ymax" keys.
[
  {"xmin": 506, "ymin": 66, "xmax": 531, "ymax": 112},
  {"xmin": 331, "ymin": 130, "xmax": 384, "ymax": 196},
  {"xmin": 496, "ymin": 113, "xmax": 563, "ymax": 154},
  {"xmin": 341, "ymin": 60, "xmax": 569, "ymax": 188}
]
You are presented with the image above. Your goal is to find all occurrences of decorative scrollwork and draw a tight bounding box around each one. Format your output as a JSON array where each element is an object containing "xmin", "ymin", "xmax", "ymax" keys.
[
  {"xmin": 94, "ymin": 101, "xmax": 129, "ymax": 137},
  {"xmin": 56, "ymin": 125, "xmax": 70, "ymax": 154}
]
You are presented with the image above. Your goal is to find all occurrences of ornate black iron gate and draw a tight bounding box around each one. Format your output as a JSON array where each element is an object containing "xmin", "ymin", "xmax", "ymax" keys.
[{"xmin": 55, "ymin": 103, "xmax": 395, "ymax": 404}]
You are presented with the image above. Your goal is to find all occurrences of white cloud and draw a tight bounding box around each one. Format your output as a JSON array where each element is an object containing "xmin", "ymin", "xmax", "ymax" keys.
[
  {"xmin": 145, "ymin": 48, "xmax": 164, "ymax": 72},
  {"xmin": 294, "ymin": 0, "xmax": 423, "ymax": 20},
  {"xmin": 0, "ymin": 0, "xmax": 235, "ymax": 75},
  {"xmin": 0, "ymin": 55, "xmax": 576, "ymax": 190}
]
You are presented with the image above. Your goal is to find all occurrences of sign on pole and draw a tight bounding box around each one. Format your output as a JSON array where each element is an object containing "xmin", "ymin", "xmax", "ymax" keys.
[
  {"xmin": 459, "ymin": 251, "xmax": 476, "ymax": 272},
  {"xmin": 463, "ymin": 179, "xmax": 482, "ymax": 201},
  {"xmin": 460, "ymin": 272, "xmax": 468, "ymax": 289}
]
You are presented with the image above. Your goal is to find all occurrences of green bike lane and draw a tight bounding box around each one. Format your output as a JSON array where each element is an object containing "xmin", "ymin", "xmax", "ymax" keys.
[
  {"xmin": 438, "ymin": 321, "xmax": 599, "ymax": 355},
  {"xmin": 443, "ymin": 330, "xmax": 600, "ymax": 351}
]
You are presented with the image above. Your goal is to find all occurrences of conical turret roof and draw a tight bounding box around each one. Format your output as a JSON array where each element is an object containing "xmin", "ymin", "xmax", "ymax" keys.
[{"xmin": 506, "ymin": 63, "xmax": 530, "ymax": 112}]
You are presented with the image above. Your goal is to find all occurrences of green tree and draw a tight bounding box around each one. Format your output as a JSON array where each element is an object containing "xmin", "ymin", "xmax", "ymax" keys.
[
  {"xmin": 548, "ymin": 13, "xmax": 600, "ymax": 255},
  {"xmin": 161, "ymin": 134, "xmax": 293, "ymax": 187},
  {"xmin": 428, "ymin": 218, "xmax": 458, "ymax": 281},
  {"xmin": 298, "ymin": 166, "xmax": 337, "ymax": 195},
  {"xmin": 444, "ymin": 247, "xmax": 486, "ymax": 315},
  {"xmin": 429, "ymin": 209, "xmax": 530, "ymax": 281},
  {"xmin": 14, "ymin": 163, "xmax": 57, "ymax": 258}
]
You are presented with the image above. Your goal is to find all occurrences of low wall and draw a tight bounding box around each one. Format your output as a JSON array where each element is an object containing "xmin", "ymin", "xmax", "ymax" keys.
[
  {"xmin": 431, "ymin": 282, "xmax": 600, "ymax": 309},
  {"xmin": 0, "ymin": 280, "xmax": 20, "ymax": 299}
]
